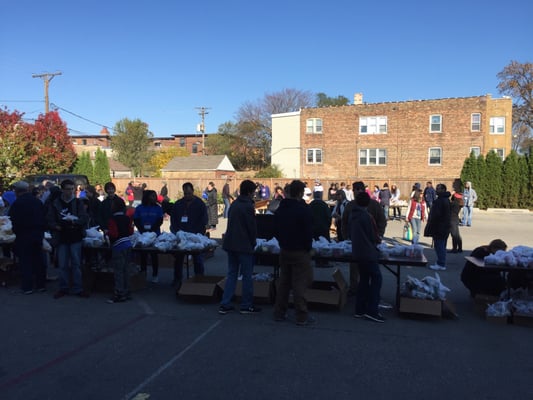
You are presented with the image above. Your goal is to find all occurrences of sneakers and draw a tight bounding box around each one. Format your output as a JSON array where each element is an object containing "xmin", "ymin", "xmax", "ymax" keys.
[
  {"xmin": 364, "ymin": 313, "xmax": 386, "ymax": 323},
  {"xmin": 296, "ymin": 315, "xmax": 316, "ymax": 326},
  {"xmin": 353, "ymin": 313, "xmax": 365, "ymax": 319},
  {"xmin": 23, "ymin": 290, "xmax": 34, "ymax": 295},
  {"xmin": 151, "ymin": 275, "xmax": 159, "ymax": 283},
  {"xmin": 429, "ymin": 264, "xmax": 446, "ymax": 271},
  {"xmin": 218, "ymin": 305, "xmax": 235, "ymax": 315},
  {"xmin": 378, "ymin": 301, "xmax": 393, "ymax": 310},
  {"xmin": 107, "ymin": 295, "xmax": 127, "ymax": 304},
  {"xmin": 240, "ymin": 306, "xmax": 262, "ymax": 314},
  {"xmin": 53, "ymin": 290, "xmax": 68, "ymax": 299},
  {"xmin": 274, "ymin": 313, "xmax": 288, "ymax": 322}
]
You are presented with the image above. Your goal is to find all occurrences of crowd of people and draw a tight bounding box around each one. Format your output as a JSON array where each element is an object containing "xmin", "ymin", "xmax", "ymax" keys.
[{"xmin": 3, "ymin": 175, "xmax": 509, "ymax": 326}]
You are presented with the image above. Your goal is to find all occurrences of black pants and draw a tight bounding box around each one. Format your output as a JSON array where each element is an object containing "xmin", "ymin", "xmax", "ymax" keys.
[{"xmin": 450, "ymin": 221, "xmax": 462, "ymax": 251}]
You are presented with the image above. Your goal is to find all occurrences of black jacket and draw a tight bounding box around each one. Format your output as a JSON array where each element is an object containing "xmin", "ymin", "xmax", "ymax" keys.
[
  {"xmin": 424, "ymin": 191, "xmax": 451, "ymax": 239},
  {"xmin": 274, "ymin": 198, "xmax": 313, "ymax": 251}
]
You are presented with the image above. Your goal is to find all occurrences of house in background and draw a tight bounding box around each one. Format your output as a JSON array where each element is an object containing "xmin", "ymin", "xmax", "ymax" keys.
[
  {"xmin": 271, "ymin": 94, "xmax": 512, "ymax": 183},
  {"xmin": 161, "ymin": 155, "xmax": 235, "ymax": 180}
]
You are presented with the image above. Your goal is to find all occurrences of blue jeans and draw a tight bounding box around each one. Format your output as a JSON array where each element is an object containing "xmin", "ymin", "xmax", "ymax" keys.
[
  {"xmin": 382, "ymin": 205, "xmax": 390, "ymax": 220},
  {"xmin": 221, "ymin": 251, "xmax": 254, "ymax": 309},
  {"xmin": 434, "ymin": 238, "xmax": 447, "ymax": 267},
  {"xmin": 355, "ymin": 260, "xmax": 382, "ymax": 317},
  {"xmin": 410, "ymin": 218, "xmax": 421, "ymax": 243},
  {"xmin": 57, "ymin": 241, "xmax": 83, "ymax": 294},
  {"xmin": 223, "ymin": 198, "xmax": 231, "ymax": 218},
  {"xmin": 462, "ymin": 205, "xmax": 473, "ymax": 226}
]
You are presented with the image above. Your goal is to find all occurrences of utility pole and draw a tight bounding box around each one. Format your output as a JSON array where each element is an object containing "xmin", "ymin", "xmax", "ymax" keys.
[
  {"xmin": 195, "ymin": 106, "xmax": 211, "ymax": 155},
  {"xmin": 32, "ymin": 71, "xmax": 62, "ymax": 113}
]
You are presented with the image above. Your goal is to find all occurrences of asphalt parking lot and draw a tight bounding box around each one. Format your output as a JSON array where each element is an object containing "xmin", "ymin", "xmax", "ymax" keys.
[{"xmin": 1, "ymin": 210, "xmax": 532, "ymax": 400}]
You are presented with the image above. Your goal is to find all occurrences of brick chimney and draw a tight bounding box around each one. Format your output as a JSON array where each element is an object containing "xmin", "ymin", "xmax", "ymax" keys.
[
  {"xmin": 353, "ymin": 93, "xmax": 363, "ymax": 105},
  {"xmin": 100, "ymin": 127, "xmax": 110, "ymax": 135}
]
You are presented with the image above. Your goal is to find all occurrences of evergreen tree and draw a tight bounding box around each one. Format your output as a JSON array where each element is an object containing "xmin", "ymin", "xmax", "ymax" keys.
[
  {"xmin": 527, "ymin": 152, "xmax": 533, "ymax": 209},
  {"xmin": 460, "ymin": 152, "xmax": 477, "ymax": 187},
  {"xmin": 474, "ymin": 154, "xmax": 487, "ymax": 209},
  {"xmin": 484, "ymin": 151, "xmax": 503, "ymax": 208},
  {"xmin": 93, "ymin": 148, "xmax": 111, "ymax": 186},
  {"xmin": 502, "ymin": 150, "xmax": 521, "ymax": 208},
  {"xmin": 73, "ymin": 151, "xmax": 94, "ymax": 183},
  {"xmin": 517, "ymin": 155, "xmax": 530, "ymax": 209}
]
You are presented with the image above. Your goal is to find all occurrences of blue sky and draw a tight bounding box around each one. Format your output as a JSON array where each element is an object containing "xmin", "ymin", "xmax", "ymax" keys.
[{"xmin": 1, "ymin": 0, "xmax": 532, "ymax": 137}]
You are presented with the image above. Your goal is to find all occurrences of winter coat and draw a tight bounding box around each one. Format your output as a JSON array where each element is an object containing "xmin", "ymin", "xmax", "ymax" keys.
[
  {"xmin": 222, "ymin": 195, "xmax": 257, "ymax": 254},
  {"xmin": 424, "ymin": 191, "xmax": 451, "ymax": 239}
]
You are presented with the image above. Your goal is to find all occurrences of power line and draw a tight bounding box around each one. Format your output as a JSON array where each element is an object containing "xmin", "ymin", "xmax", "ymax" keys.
[{"xmin": 50, "ymin": 103, "xmax": 114, "ymax": 133}]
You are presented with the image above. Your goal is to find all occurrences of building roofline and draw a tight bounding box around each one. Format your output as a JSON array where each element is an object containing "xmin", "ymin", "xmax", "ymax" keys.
[{"xmin": 301, "ymin": 94, "xmax": 504, "ymax": 110}]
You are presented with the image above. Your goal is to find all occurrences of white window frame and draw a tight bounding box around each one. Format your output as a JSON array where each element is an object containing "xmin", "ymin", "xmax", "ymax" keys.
[
  {"xmin": 430, "ymin": 115, "xmax": 442, "ymax": 133},
  {"xmin": 428, "ymin": 147, "xmax": 442, "ymax": 165},
  {"xmin": 489, "ymin": 117, "xmax": 505, "ymax": 134},
  {"xmin": 306, "ymin": 148, "xmax": 323, "ymax": 164},
  {"xmin": 306, "ymin": 118, "xmax": 323, "ymax": 134},
  {"xmin": 491, "ymin": 148, "xmax": 505, "ymax": 160},
  {"xmin": 470, "ymin": 147, "xmax": 481, "ymax": 157},
  {"xmin": 471, "ymin": 113, "xmax": 481, "ymax": 131},
  {"xmin": 359, "ymin": 116, "xmax": 387, "ymax": 134},
  {"xmin": 359, "ymin": 148, "xmax": 387, "ymax": 166}
]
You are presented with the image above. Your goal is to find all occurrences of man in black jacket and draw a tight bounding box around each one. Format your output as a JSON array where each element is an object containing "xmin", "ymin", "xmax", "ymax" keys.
[
  {"xmin": 342, "ymin": 181, "xmax": 387, "ymax": 294},
  {"xmin": 424, "ymin": 183, "xmax": 451, "ymax": 271},
  {"xmin": 8, "ymin": 181, "xmax": 47, "ymax": 294},
  {"xmin": 273, "ymin": 180, "xmax": 315, "ymax": 326}
]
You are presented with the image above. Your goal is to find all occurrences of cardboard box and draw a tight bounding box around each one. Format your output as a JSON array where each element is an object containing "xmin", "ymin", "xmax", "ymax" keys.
[
  {"xmin": 304, "ymin": 269, "xmax": 348, "ymax": 309},
  {"xmin": 217, "ymin": 275, "xmax": 275, "ymax": 303},
  {"xmin": 83, "ymin": 267, "xmax": 146, "ymax": 293},
  {"xmin": 399, "ymin": 297, "xmax": 443, "ymax": 316},
  {"xmin": 486, "ymin": 315, "xmax": 510, "ymax": 324},
  {"xmin": 178, "ymin": 275, "xmax": 224, "ymax": 299},
  {"xmin": 473, "ymin": 294, "xmax": 500, "ymax": 315},
  {"xmin": 512, "ymin": 313, "xmax": 533, "ymax": 327}
]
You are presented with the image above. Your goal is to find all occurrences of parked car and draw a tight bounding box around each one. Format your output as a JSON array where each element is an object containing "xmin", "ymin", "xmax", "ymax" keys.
[{"xmin": 24, "ymin": 174, "xmax": 89, "ymax": 188}]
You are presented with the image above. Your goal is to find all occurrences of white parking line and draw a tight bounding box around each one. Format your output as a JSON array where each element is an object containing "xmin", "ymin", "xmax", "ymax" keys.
[{"xmin": 123, "ymin": 320, "xmax": 222, "ymax": 400}]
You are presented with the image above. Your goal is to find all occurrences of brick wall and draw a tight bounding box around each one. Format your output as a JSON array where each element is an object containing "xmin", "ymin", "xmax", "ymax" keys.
[{"xmin": 298, "ymin": 95, "xmax": 512, "ymax": 185}]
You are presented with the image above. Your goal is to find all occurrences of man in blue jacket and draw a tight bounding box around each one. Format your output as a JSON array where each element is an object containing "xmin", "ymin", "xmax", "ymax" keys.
[
  {"xmin": 273, "ymin": 180, "xmax": 315, "ymax": 326},
  {"xmin": 170, "ymin": 182, "xmax": 208, "ymax": 290}
]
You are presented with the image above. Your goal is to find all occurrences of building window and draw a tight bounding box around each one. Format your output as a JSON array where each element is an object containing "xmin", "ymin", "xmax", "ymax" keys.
[
  {"xmin": 72, "ymin": 139, "xmax": 77, "ymax": 144},
  {"xmin": 359, "ymin": 116, "xmax": 387, "ymax": 134},
  {"xmin": 471, "ymin": 113, "xmax": 481, "ymax": 131},
  {"xmin": 429, "ymin": 147, "xmax": 442, "ymax": 165},
  {"xmin": 306, "ymin": 118, "xmax": 323, "ymax": 134},
  {"xmin": 491, "ymin": 148, "xmax": 505, "ymax": 160},
  {"xmin": 359, "ymin": 148, "xmax": 387, "ymax": 165},
  {"xmin": 192, "ymin": 143, "xmax": 198, "ymax": 154},
  {"xmin": 154, "ymin": 142, "xmax": 161, "ymax": 148},
  {"xmin": 470, "ymin": 147, "xmax": 481, "ymax": 157},
  {"xmin": 306, "ymin": 148, "xmax": 322, "ymax": 164},
  {"xmin": 430, "ymin": 115, "xmax": 442, "ymax": 133},
  {"xmin": 179, "ymin": 137, "xmax": 186, "ymax": 147},
  {"xmin": 82, "ymin": 139, "xmax": 87, "ymax": 145},
  {"xmin": 489, "ymin": 117, "xmax": 505, "ymax": 134}
]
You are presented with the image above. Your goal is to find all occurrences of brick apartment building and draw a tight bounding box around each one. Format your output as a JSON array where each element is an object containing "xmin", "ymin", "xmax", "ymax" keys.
[
  {"xmin": 271, "ymin": 94, "xmax": 512, "ymax": 189},
  {"xmin": 70, "ymin": 127, "xmax": 208, "ymax": 157}
]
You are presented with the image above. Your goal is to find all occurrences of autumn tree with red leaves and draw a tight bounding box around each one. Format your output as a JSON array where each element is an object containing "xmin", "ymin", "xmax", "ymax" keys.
[{"xmin": 0, "ymin": 108, "xmax": 76, "ymax": 187}]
